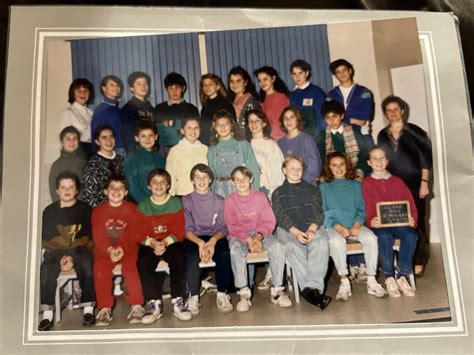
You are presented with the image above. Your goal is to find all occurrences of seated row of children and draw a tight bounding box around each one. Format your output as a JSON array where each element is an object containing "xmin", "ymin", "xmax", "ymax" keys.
[{"xmin": 40, "ymin": 144, "xmax": 418, "ymax": 331}]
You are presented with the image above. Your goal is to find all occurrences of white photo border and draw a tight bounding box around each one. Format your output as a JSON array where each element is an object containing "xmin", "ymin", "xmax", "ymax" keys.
[{"xmin": 3, "ymin": 7, "xmax": 471, "ymax": 352}]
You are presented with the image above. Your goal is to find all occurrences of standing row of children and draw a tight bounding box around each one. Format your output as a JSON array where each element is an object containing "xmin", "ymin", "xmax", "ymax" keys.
[{"xmin": 41, "ymin": 57, "xmax": 431, "ymax": 330}]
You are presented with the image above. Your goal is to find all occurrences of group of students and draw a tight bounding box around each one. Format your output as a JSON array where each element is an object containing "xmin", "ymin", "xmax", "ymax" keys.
[{"xmin": 40, "ymin": 57, "xmax": 433, "ymax": 331}]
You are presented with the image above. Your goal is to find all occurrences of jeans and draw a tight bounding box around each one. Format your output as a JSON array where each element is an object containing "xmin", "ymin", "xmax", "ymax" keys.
[
  {"xmin": 327, "ymin": 226, "xmax": 378, "ymax": 276},
  {"xmin": 228, "ymin": 235, "xmax": 285, "ymax": 289},
  {"xmin": 274, "ymin": 227, "xmax": 329, "ymax": 293},
  {"xmin": 372, "ymin": 226, "xmax": 418, "ymax": 277}
]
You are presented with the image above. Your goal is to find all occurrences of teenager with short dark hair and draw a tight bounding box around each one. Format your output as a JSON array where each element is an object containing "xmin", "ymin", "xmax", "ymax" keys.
[
  {"xmin": 121, "ymin": 71, "xmax": 155, "ymax": 153},
  {"xmin": 59, "ymin": 78, "xmax": 94, "ymax": 158},
  {"xmin": 137, "ymin": 169, "xmax": 192, "ymax": 324},
  {"xmin": 289, "ymin": 59, "xmax": 327, "ymax": 134},
  {"xmin": 154, "ymin": 72, "xmax": 199, "ymax": 151},
  {"xmin": 48, "ymin": 126, "xmax": 87, "ymax": 202},
  {"xmin": 317, "ymin": 100, "xmax": 370, "ymax": 179},
  {"xmin": 91, "ymin": 75, "xmax": 125, "ymax": 155},
  {"xmin": 124, "ymin": 121, "xmax": 165, "ymax": 203},
  {"xmin": 328, "ymin": 59, "xmax": 374, "ymax": 146},
  {"xmin": 92, "ymin": 175, "xmax": 149, "ymax": 326},
  {"xmin": 82, "ymin": 125, "xmax": 125, "ymax": 207},
  {"xmin": 39, "ymin": 172, "xmax": 95, "ymax": 331},
  {"xmin": 183, "ymin": 163, "xmax": 234, "ymax": 314}
]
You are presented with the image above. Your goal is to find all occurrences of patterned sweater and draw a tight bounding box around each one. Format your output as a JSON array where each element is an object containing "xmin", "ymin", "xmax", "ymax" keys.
[{"xmin": 82, "ymin": 152, "xmax": 124, "ymax": 207}]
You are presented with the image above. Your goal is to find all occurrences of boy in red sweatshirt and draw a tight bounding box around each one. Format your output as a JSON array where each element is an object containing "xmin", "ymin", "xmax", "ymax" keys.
[{"xmin": 92, "ymin": 175, "xmax": 149, "ymax": 326}]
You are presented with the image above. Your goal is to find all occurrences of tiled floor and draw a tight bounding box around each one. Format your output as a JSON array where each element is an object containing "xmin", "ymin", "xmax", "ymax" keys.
[{"xmin": 51, "ymin": 244, "xmax": 450, "ymax": 331}]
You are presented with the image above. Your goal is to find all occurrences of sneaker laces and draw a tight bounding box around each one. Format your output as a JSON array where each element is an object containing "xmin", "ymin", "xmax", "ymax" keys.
[
  {"xmin": 128, "ymin": 305, "xmax": 145, "ymax": 319},
  {"xmin": 144, "ymin": 301, "xmax": 157, "ymax": 315},
  {"xmin": 174, "ymin": 297, "xmax": 187, "ymax": 312},
  {"xmin": 97, "ymin": 308, "xmax": 111, "ymax": 321}
]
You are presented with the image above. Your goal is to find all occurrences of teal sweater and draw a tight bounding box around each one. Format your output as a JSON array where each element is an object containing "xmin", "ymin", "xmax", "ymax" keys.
[
  {"xmin": 124, "ymin": 146, "xmax": 165, "ymax": 203},
  {"xmin": 320, "ymin": 178, "xmax": 366, "ymax": 228}
]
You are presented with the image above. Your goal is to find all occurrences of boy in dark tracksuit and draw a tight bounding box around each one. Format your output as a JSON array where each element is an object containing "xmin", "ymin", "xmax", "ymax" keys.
[{"xmin": 39, "ymin": 172, "xmax": 95, "ymax": 331}]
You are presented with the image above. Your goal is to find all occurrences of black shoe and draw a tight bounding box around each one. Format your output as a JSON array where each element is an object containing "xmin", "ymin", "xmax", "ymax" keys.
[
  {"xmin": 312, "ymin": 289, "xmax": 332, "ymax": 311},
  {"xmin": 301, "ymin": 287, "xmax": 332, "ymax": 311},
  {"xmin": 82, "ymin": 312, "xmax": 96, "ymax": 326},
  {"xmin": 300, "ymin": 287, "xmax": 317, "ymax": 305},
  {"xmin": 38, "ymin": 318, "xmax": 53, "ymax": 331}
]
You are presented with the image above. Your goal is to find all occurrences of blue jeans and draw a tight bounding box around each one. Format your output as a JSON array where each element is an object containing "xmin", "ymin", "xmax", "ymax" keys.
[
  {"xmin": 228, "ymin": 235, "xmax": 285, "ymax": 289},
  {"xmin": 327, "ymin": 226, "xmax": 378, "ymax": 276},
  {"xmin": 372, "ymin": 226, "xmax": 418, "ymax": 277},
  {"xmin": 274, "ymin": 227, "xmax": 329, "ymax": 293}
]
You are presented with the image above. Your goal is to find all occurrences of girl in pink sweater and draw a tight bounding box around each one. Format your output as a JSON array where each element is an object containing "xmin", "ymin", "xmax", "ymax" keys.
[{"xmin": 224, "ymin": 166, "xmax": 292, "ymax": 312}]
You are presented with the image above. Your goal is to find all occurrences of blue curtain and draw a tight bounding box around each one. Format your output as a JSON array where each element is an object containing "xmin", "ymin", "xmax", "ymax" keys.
[
  {"xmin": 70, "ymin": 33, "xmax": 201, "ymax": 110},
  {"xmin": 70, "ymin": 25, "xmax": 332, "ymax": 111},
  {"xmin": 205, "ymin": 25, "xmax": 333, "ymax": 93}
]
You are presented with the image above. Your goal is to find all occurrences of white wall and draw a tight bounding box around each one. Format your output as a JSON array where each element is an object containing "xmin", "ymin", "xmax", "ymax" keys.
[
  {"xmin": 43, "ymin": 40, "xmax": 73, "ymax": 206},
  {"xmin": 326, "ymin": 21, "xmax": 384, "ymax": 136}
]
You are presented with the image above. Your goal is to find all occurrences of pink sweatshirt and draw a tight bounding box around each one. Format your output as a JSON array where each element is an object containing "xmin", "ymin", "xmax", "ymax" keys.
[{"xmin": 224, "ymin": 190, "xmax": 276, "ymax": 240}]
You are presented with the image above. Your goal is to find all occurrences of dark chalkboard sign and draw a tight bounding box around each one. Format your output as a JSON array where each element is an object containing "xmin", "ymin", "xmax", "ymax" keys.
[{"xmin": 376, "ymin": 201, "xmax": 411, "ymax": 227}]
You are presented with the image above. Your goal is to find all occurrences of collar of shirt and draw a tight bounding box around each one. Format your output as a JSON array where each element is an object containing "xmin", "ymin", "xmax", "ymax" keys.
[
  {"xmin": 98, "ymin": 150, "xmax": 116, "ymax": 160},
  {"xmin": 179, "ymin": 138, "xmax": 202, "ymax": 147},
  {"xmin": 370, "ymin": 171, "xmax": 392, "ymax": 180},
  {"xmin": 331, "ymin": 125, "xmax": 344, "ymax": 135},
  {"xmin": 72, "ymin": 100, "xmax": 90, "ymax": 114},
  {"xmin": 167, "ymin": 98, "xmax": 184, "ymax": 106},
  {"xmin": 294, "ymin": 81, "xmax": 311, "ymax": 90}
]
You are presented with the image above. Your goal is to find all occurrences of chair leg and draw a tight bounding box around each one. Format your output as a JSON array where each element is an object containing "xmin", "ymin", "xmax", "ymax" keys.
[
  {"xmin": 408, "ymin": 273, "xmax": 416, "ymax": 290},
  {"xmin": 286, "ymin": 263, "xmax": 300, "ymax": 303},
  {"xmin": 54, "ymin": 279, "xmax": 63, "ymax": 324}
]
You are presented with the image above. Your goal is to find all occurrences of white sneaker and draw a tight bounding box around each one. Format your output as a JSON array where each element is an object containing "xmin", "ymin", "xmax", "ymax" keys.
[
  {"xmin": 367, "ymin": 278, "xmax": 387, "ymax": 298},
  {"xmin": 348, "ymin": 266, "xmax": 359, "ymax": 282},
  {"xmin": 216, "ymin": 292, "xmax": 233, "ymax": 313},
  {"xmin": 187, "ymin": 295, "xmax": 201, "ymax": 316},
  {"xmin": 385, "ymin": 277, "xmax": 401, "ymax": 298},
  {"xmin": 336, "ymin": 280, "xmax": 352, "ymax": 301},
  {"xmin": 127, "ymin": 304, "xmax": 145, "ymax": 324},
  {"xmin": 236, "ymin": 287, "xmax": 252, "ymax": 312},
  {"xmin": 356, "ymin": 265, "xmax": 368, "ymax": 283},
  {"xmin": 172, "ymin": 297, "xmax": 192, "ymax": 321},
  {"xmin": 95, "ymin": 308, "xmax": 112, "ymax": 326},
  {"xmin": 270, "ymin": 286, "xmax": 293, "ymax": 308},
  {"xmin": 258, "ymin": 268, "xmax": 272, "ymax": 290},
  {"xmin": 200, "ymin": 276, "xmax": 218, "ymax": 297},
  {"xmin": 396, "ymin": 276, "xmax": 416, "ymax": 297},
  {"xmin": 141, "ymin": 300, "xmax": 163, "ymax": 325}
]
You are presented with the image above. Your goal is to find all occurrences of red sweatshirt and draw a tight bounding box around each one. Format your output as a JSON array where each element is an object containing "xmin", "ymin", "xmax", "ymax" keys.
[
  {"xmin": 92, "ymin": 200, "xmax": 151, "ymax": 258},
  {"xmin": 362, "ymin": 174, "xmax": 418, "ymax": 227}
]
